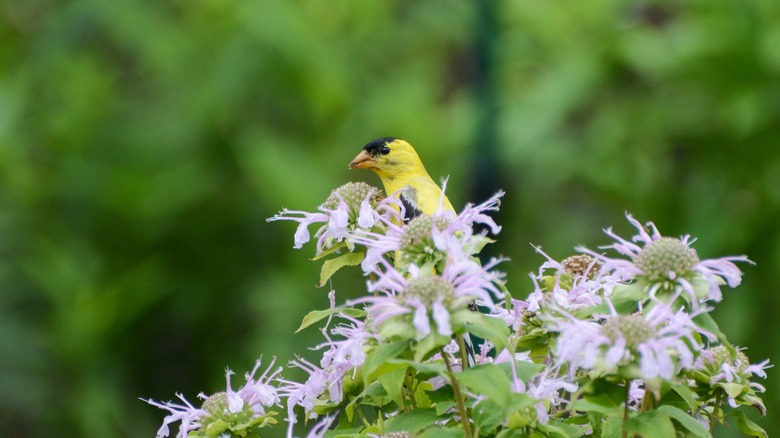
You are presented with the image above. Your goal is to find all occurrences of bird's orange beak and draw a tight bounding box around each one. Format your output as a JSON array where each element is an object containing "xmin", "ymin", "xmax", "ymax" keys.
[{"xmin": 348, "ymin": 150, "xmax": 376, "ymax": 169}]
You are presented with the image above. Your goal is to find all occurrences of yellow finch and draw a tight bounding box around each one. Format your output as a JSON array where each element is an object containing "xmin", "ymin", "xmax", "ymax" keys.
[
  {"xmin": 348, "ymin": 137, "xmax": 454, "ymax": 222},
  {"xmin": 349, "ymin": 137, "xmax": 477, "ymax": 367}
]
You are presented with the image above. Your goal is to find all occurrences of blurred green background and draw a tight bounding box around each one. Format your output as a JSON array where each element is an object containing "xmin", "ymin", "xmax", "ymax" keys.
[{"xmin": 1, "ymin": 0, "xmax": 778, "ymax": 436}]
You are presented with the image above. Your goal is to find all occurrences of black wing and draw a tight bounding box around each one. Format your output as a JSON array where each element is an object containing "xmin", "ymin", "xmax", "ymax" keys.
[{"xmin": 399, "ymin": 187, "xmax": 423, "ymax": 223}]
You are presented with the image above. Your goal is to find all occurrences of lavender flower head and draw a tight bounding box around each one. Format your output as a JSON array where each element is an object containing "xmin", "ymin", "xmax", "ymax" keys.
[
  {"xmin": 578, "ymin": 214, "xmax": 751, "ymax": 306},
  {"xmin": 524, "ymin": 247, "xmax": 606, "ymax": 313},
  {"xmin": 143, "ymin": 358, "xmax": 282, "ymax": 438},
  {"xmin": 351, "ymin": 248, "xmax": 505, "ymax": 340},
  {"xmin": 353, "ymin": 188, "xmax": 504, "ymax": 274},
  {"xmin": 692, "ymin": 345, "xmax": 770, "ymax": 413},
  {"xmin": 267, "ymin": 182, "xmax": 401, "ymax": 251},
  {"xmin": 554, "ymin": 302, "xmax": 715, "ymax": 380}
]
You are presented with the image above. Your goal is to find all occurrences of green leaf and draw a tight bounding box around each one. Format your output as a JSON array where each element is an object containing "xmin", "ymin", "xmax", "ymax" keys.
[
  {"xmin": 472, "ymin": 398, "xmax": 504, "ymax": 432},
  {"xmin": 495, "ymin": 360, "xmax": 544, "ymax": 385},
  {"xmin": 692, "ymin": 312, "xmax": 727, "ymax": 343},
  {"xmin": 669, "ymin": 381, "xmax": 699, "ymax": 413},
  {"xmin": 656, "ymin": 405, "xmax": 711, "ymax": 437},
  {"xmin": 427, "ymin": 386, "xmax": 457, "ymax": 416},
  {"xmin": 601, "ymin": 416, "xmax": 623, "ymax": 438},
  {"xmin": 379, "ymin": 367, "xmax": 407, "ymax": 409},
  {"xmin": 624, "ymin": 411, "xmax": 675, "ymax": 438},
  {"xmin": 384, "ymin": 408, "xmax": 439, "ymax": 433},
  {"xmin": 310, "ymin": 241, "xmax": 347, "ymax": 261},
  {"xmin": 719, "ymin": 382, "xmax": 744, "ymax": 399},
  {"xmin": 390, "ymin": 358, "xmax": 446, "ymax": 376},
  {"xmin": 418, "ymin": 427, "xmax": 465, "ymax": 438},
  {"xmin": 319, "ymin": 251, "xmax": 364, "ymax": 287},
  {"xmin": 457, "ymin": 364, "xmax": 513, "ymax": 409},
  {"xmin": 414, "ymin": 333, "xmax": 449, "ymax": 363},
  {"xmin": 296, "ymin": 307, "xmax": 365, "ymax": 333},
  {"xmin": 379, "ymin": 319, "xmax": 416, "ymax": 340},
  {"xmin": 496, "ymin": 428, "xmax": 530, "ymax": 438},
  {"xmin": 578, "ymin": 283, "xmax": 643, "ymax": 318},
  {"xmin": 733, "ymin": 410, "xmax": 768, "ymax": 438},
  {"xmin": 538, "ymin": 420, "xmax": 585, "ymax": 437},
  {"xmin": 364, "ymin": 340, "xmax": 409, "ymax": 377},
  {"xmin": 571, "ymin": 394, "xmax": 623, "ymax": 417},
  {"xmin": 457, "ymin": 313, "xmax": 510, "ymax": 350}
]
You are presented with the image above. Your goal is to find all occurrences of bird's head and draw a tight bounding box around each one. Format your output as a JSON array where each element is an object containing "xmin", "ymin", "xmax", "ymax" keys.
[{"xmin": 348, "ymin": 137, "xmax": 425, "ymax": 180}]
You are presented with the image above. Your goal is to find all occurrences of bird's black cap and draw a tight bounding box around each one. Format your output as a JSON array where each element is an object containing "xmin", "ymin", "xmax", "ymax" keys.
[{"xmin": 363, "ymin": 137, "xmax": 397, "ymax": 157}]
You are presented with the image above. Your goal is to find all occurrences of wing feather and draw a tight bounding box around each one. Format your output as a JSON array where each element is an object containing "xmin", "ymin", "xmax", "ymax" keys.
[{"xmin": 399, "ymin": 187, "xmax": 423, "ymax": 223}]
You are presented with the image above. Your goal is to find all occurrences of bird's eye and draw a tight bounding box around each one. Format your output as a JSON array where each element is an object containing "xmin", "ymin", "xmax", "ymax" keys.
[{"xmin": 380, "ymin": 146, "xmax": 390, "ymax": 155}]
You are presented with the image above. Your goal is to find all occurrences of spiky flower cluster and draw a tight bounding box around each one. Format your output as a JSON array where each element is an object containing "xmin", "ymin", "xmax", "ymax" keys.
[{"xmin": 148, "ymin": 188, "xmax": 770, "ymax": 438}]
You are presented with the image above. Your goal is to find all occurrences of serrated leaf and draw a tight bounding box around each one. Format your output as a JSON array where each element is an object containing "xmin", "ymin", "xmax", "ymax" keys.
[
  {"xmin": 296, "ymin": 307, "xmax": 365, "ymax": 332},
  {"xmin": 384, "ymin": 408, "xmax": 439, "ymax": 433},
  {"xmin": 656, "ymin": 405, "xmax": 710, "ymax": 437},
  {"xmin": 624, "ymin": 411, "xmax": 675, "ymax": 438},
  {"xmin": 319, "ymin": 251, "xmax": 364, "ymax": 287}
]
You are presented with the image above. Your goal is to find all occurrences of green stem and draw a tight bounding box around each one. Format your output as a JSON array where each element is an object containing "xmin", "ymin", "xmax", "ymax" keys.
[
  {"xmin": 456, "ymin": 334, "xmax": 470, "ymax": 369},
  {"xmin": 640, "ymin": 383, "xmax": 654, "ymax": 412},
  {"xmin": 710, "ymin": 390, "xmax": 722, "ymax": 434},
  {"xmin": 441, "ymin": 347, "xmax": 473, "ymax": 438},
  {"xmin": 622, "ymin": 380, "xmax": 630, "ymax": 438}
]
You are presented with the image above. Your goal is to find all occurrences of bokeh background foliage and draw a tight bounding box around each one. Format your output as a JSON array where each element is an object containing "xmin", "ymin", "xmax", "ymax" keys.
[{"xmin": 1, "ymin": 0, "xmax": 778, "ymax": 436}]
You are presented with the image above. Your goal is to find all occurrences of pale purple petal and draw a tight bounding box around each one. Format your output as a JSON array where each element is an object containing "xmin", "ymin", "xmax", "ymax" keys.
[
  {"xmin": 357, "ymin": 197, "xmax": 375, "ymax": 229},
  {"xmin": 411, "ymin": 299, "xmax": 431, "ymax": 337},
  {"xmin": 432, "ymin": 300, "xmax": 452, "ymax": 337}
]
